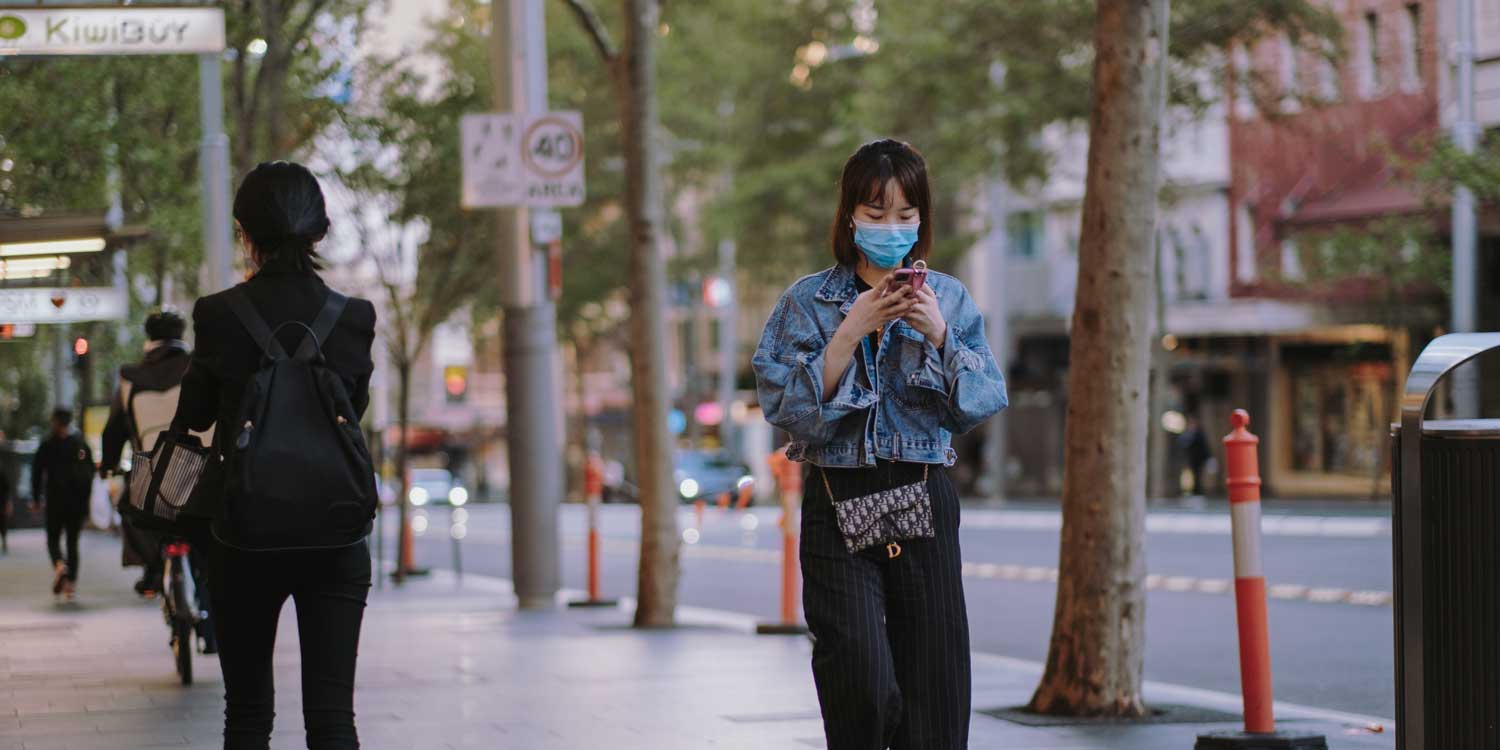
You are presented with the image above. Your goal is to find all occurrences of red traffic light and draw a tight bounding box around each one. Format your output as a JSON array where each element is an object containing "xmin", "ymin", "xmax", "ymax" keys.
[{"xmin": 73, "ymin": 337, "xmax": 89, "ymax": 357}]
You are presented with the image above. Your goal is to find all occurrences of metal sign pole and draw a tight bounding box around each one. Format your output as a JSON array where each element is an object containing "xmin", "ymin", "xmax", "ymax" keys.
[
  {"xmin": 492, "ymin": 0, "xmax": 561, "ymax": 610},
  {"xmin": 198, "ymin": 51, "xmax": 234, "ymax": 293}
]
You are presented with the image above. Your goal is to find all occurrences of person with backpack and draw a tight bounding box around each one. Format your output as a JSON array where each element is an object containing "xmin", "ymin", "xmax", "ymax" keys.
[
  {"xmin": 101, "ymin": 311, "xmax": 194, "ymax": 597},
  {"xmin": 30, "ymin": 408, "xmax": 96, "ymax": 601},
  {"xmin": 171, "ymin": 161, "xmax": 377, "ymax": 750}
]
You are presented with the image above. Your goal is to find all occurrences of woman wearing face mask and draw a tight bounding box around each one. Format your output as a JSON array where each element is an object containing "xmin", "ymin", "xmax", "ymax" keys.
[
  {"xmin": 753, "ymin": 139, "xmax": 1007, "ymax": 750},
  {"xmin": 173, "ymin": 161, "xmax": 377, "ymax": 749}
]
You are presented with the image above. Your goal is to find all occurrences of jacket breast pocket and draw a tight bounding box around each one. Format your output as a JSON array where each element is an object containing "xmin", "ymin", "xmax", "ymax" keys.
[{"xmin": 889, "ymin": 331, "xmax": 942, "ymax": 410}]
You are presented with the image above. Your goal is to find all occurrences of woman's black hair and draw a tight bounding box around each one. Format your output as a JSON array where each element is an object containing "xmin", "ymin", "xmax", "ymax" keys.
[
  {"xmin": 232, "ymin": 161, "xmax": 329, "ymax": 273},
  {"xmin": 829, "ymin": 139, "xmax": 933, "ymax": 267}
]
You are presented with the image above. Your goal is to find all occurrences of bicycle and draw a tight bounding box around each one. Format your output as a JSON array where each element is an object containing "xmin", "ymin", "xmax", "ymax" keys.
[{"xmin": 160, "ymin": 538, "xmax": 200, "ymax": 685}]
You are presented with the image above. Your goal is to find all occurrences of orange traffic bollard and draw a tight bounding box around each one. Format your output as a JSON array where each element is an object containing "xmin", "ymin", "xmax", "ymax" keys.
[
  {"xmin": 569, "ymin": 452, "xmax": 617, "ymax": 608},
  {"xmin": 1194, "ymin": 410, "xmax": 1325, "ymax": 750},
  {"xmin": 758, "ymin": 447, "xmax": 808, "ymax": 635}
]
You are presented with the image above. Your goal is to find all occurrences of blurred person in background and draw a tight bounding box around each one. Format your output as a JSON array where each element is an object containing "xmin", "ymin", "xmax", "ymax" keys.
[
  {"xmin": 30, "ymin": 408, "xmax": 95, "ymax": 601},
  {"xmin": 753, "ymin": 139, "xmax": 1008, "ymax": 750},
  {"xmin": 0, "ymin": 464, "xmax": 11, "ymax": 555}
]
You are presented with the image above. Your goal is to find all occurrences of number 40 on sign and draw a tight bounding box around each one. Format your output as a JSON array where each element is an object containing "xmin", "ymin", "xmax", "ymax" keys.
[{"xmin": 460, "ymin": 111, "xmax": 585, "ymax": 209}]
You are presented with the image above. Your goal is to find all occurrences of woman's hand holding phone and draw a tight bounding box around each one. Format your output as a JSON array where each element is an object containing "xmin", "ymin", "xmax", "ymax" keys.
[
  {"xmin": 841, "ymin": 274, "xmax": 917, "ymax": 340},
  {"xmin": 902, "ymin": 285, "xmax": 947, "ymax": 346}
]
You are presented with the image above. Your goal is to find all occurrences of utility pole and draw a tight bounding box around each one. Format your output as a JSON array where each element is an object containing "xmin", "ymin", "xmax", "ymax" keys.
[
  {"xmin": 1450, "ymin": 0, "xmax": 1481, "ymax": 417},
  {"xmin": 492, "ymin": 0, "xmax": 562, "ymax": 609},
  {"xmin": 199, "ymin": 52, "xmax": 234, "ymax": 293},
  {"xmin": 717, "ymin": 237, "xmax": 737, "ymax": 455},
  {"xmin": 983, "ymin": 181, "xmax": 1009, "ymax": 502}
]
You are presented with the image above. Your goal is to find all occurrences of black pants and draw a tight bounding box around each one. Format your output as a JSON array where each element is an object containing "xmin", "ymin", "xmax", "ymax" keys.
[
  {"xmin": 207, "ymin": 539, "xmax": 371, "ymax": 750},
  {"xmin": 801, "ymin": 460, "xmax": 970, "ymax": 750},
  {"xmin": 46, "ymin": 511, "xmax": 84, "ymax": 581}
]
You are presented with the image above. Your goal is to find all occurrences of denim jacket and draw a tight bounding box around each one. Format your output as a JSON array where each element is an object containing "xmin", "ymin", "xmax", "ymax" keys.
[{"xmin": 753, "ymin": 264, "xmax": 1008, "ymax": 467}]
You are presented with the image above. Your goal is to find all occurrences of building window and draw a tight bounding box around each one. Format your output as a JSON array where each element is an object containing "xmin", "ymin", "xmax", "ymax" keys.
[
  {"xmin": 1317, "ymin": 39, "xmax": 1341, "ymax": 102},
  {"xmin": 1006, "ymin": 210, "xmax": 1044, "ymax": 258},
  {"xmin": 1281, "ymin": 237, "xmax": 1303, "ymax": 281},
  {"xmin": 1235, "ymin": 203, "xmax": 1257, "ymax": 284},
  {"xmin": 1279, "ymin": 33, "xmax": 1302, "ymax": 111},
  {"xmin": 1401, "ymin": 3, "xmax": 1422, "ymax": 91},
  {"xmin": 1359, "ymin": 11, "xmax": 1382, "ymax": 98}
]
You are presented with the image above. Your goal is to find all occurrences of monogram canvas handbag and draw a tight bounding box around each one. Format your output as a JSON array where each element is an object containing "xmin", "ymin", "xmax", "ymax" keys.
[{"xmin": 821, "ymin": 465, "xmax": 935, "ymax": 558}]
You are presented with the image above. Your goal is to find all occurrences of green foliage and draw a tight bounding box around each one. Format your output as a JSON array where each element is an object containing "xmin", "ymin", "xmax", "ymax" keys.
[
  {"xmin": 0, "ymin": 3, "xmax": 361, "ymax": 437},
  {"xmin": 335, "ymin": 0, "xmax": 501, "ymax": 364}
]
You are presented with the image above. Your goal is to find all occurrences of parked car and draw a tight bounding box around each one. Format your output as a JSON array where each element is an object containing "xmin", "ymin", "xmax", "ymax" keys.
[
  {"xmin": 673, "ymin": 450, "xmax": 754, "ymax": 503},
  {"xmin": 601, "ymin": 451, "xmax": 755, "ymax": 504},
  {"xmin": 406, "ymin": 468, "xmax": 469, "ymax": 507}
]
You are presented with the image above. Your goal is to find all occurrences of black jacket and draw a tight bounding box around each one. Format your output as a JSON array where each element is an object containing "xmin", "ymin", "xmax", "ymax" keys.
[
  {"xmin": 31, "ymin": 432, "xmax": 94, "ymax": 516},
  {"xmin": 101, "ymin": 342, "xmax": 193, "ymax": 472},
  {"xmin": 171, "ymin": 263, "xmax": 377, "ymax": 515}
]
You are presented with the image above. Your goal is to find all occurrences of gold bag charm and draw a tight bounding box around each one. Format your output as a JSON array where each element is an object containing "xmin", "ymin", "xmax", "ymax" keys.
[{"xmin": 886, "ymin": 542, "xmax": 902, "ymax": 559}]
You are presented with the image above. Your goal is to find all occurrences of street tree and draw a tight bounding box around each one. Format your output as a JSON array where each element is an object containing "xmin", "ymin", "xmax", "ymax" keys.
[
  {"xmin": 333, "ymin": 16, "xmax": 500, "ymax": 581},
  {"xmin": 560, "ymin": 0, "xmax": 680, "ymax": 627},
  {"xmin": 225, "ymin": 0, "xmax": 365, "ymax": 175},
  {"xmin": 1027, "ymin": 0, "xmax": 1168, "ymax": 717}
]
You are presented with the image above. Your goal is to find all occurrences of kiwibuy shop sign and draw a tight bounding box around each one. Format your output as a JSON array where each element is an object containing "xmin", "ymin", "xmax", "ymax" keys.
[{"xmin": 0, "ymin": 7, "xmax": 226, "ymax": 56}]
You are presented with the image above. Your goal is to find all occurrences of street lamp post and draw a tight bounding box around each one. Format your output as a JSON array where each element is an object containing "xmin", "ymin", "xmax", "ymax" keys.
[{"xmin": 1451, "ymin": 0, "xmax": 1480, "ymax": 417}]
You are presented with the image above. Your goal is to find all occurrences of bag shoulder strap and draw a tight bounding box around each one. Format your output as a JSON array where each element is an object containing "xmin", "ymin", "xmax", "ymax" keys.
[
  {"xmin": 225, "ymin": 287, "xmax": 288, "ymax": 361},
  {"xmin": 294, "ymin": 290, "xmax": 348, "ymax": 361}
]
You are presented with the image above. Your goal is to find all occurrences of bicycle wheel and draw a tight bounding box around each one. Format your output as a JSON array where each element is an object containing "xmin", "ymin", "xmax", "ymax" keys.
[{"xmin": 170, "ymin": 573, "xmax": 193, "ymax": 685}]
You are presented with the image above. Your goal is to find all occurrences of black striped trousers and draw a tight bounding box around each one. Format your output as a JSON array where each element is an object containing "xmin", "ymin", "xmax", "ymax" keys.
[{"xmin": 801, "ymin": 460, "xmax": 970, "ymax": 750}]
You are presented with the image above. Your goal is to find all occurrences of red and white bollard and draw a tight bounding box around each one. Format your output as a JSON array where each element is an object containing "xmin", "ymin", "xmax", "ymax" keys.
[
  {"xmin": 569, "ymin": 452, "xmax": 617, "ymax": 608},
  {"xmin": 757, "ymin": 448, "xmax": 808, "ymax": 635},
  {"xmin": 1194, "ymin": 410, "xmax": 1325, "ymax": 750}
]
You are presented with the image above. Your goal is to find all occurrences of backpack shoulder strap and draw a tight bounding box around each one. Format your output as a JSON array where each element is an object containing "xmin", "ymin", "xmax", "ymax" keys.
[
  {"xmin": 224, "ymin": 287, "xmax": 288, "ymax": 361},
  {"xmin": 294, "ymin": 291, "xmax": 348, "ymax": 361}
]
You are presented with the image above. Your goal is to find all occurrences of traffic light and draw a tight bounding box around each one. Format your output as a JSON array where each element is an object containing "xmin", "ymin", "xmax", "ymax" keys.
[
  {"xmin": 72, "ymin": 337, "xmax": 90, "ymax": 369},
  {"xmin": 444, "ymin": 365, "xmax": 468, "ymax": 403}
]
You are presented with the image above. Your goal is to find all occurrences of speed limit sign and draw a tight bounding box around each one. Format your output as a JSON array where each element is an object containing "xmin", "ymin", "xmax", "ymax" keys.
[
  {"xmin": 522, "ymin": 111, "xmax": 585, "ymax": 207},
  {"xmin": 460, "ymin": 110, "xmax": 585, "ymax": 208}
]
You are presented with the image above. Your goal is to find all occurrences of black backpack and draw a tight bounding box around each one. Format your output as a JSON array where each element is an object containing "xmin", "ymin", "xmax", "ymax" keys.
[{"xmin": 216, "ymin": 288, "xmax": 376, "ymax": 551}]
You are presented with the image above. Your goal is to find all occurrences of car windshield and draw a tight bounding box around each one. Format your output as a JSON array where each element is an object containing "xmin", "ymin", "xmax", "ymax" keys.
[
  {"xmin": 411, "ymin": 469, "xmax": 451, "ymax": 484},
  {"xmin": 677, "ymin": 452, "xmax": 740, "ymax": 472}
]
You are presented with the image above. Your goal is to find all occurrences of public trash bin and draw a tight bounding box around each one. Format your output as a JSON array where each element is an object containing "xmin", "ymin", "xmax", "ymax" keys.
[{"xmin": 1392, "ymin": 333, "xmax": 1500, "ymax": 750}]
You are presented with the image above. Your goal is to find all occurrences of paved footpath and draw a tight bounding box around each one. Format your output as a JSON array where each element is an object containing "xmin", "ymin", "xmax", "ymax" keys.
[{"xmin": 0, "ymin": 529, "xmax": 1394, "ymax": 749}]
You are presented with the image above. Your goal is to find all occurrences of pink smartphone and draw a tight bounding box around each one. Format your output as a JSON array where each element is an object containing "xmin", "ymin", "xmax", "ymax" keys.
[{"xmin": 892, "ymin": 260, "xmax": 928, "ymax": 292}]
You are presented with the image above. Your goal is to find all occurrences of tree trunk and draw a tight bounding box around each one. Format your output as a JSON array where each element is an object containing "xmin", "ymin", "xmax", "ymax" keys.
[
  {"xmin": 394, "ymin": 358, "xmax": 413, "ymax": 584},
  {"xmin": 614, "ymin": 0, "xmax": 680, "ymax": 628},
  {"xmin": 1029, "ymin": 0, "xmax": 1167, "ymax": 717}
]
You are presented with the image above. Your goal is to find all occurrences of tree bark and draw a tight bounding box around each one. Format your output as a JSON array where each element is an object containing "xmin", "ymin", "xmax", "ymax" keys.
[
  {"xmin": 1029, "ymin": 0, "xmax": 1167, "ymax": 717},
  {"xmin": 613, "ymin": 0, "xmax": 680, "ymax": 628}
]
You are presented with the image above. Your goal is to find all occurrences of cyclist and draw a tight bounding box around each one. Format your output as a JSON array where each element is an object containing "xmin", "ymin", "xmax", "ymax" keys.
[{"xmin": 100, "ymin": 311, "xmax": 215, "ymax": 651}]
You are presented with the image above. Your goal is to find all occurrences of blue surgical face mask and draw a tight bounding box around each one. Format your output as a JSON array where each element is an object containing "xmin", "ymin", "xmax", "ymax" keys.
[{"xmin": 853, "ymin": 220, "xmax": 920, "ymax": 269}]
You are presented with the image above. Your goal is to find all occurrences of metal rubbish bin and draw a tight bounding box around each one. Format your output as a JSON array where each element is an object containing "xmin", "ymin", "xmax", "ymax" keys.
[{"xmin": 1393, "ymin": 333, "xmax": 1500, "ymax": 750}]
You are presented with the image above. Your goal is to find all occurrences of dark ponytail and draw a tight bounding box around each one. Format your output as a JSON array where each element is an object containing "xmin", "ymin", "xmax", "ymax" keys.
[{"xmin": 232, "ymin": 161, "xmax": 329, "ymax": 272}]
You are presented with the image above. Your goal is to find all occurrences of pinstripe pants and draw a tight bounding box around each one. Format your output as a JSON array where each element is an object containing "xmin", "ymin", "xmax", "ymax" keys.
[{"xmin": 801, "ymin": 461, "xmax": 970, "ymax": 750}]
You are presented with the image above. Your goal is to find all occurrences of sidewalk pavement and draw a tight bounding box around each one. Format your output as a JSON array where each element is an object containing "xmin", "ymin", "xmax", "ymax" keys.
[{"xmin": 0, "ymin": 529, "xmax": 1395, "ymax": 749}]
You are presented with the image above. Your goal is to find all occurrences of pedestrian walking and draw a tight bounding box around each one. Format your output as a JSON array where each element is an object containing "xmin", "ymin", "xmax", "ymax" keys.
[
  {"xmin": 753, "ymin": 139, "xmax": 1008, "ymax": 750},
  {"xmin": 30, "ymin": 408, "xmax": 95, "ymax": 601},
  {"xmin": 1178, "ymin": 415, "xmax": 1211, "ymax": 497},
  {"xmin": 0, "ymin": 465, "xmax": 12, "ymax": 555},
  {"xmin": 171, "ymin": 161, "xmax": 377, "ymax": 750},
  {"xmin": 100, "ymin": 311, "xmax": 194, "ymax": 597}
]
